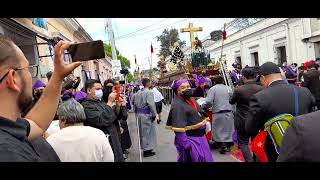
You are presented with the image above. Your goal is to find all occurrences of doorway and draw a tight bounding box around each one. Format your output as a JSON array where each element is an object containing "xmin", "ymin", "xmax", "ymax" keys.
[
  {"xmin": 251, "ymin": 52, "xmax": 259, "ymax": 66},
  {"xmin": 276, "ymin": 46, "xmax": 287, "ymax": 65}
]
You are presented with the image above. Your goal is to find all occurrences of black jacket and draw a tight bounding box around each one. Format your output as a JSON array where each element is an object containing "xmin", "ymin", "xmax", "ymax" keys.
[
  {"xmin": 30, "ymin": 137, "xmax": 60, "ymax": 162},
  {"xmin": 229, "ymin": 81, "xmax": 263, "ymax": 135},
  {"xmin": 192, "ymin": 86, "xmax": 205, "ymax": 98},
  {"xmin": 303, "ymin": 68, "xmax": 320, "ymax": 100},
  {"xmin": 277, "ymin": 110, "xmax": 320, "ymax": 162},
  {"xmin": 245, "ymin": 80, "xmax": 316, "ymax": 162},
  {"xmin": 117, "ymin": 106, "xmax": 132, "ymax": 150},
  {"xmin": 81, "ymin": 98, "xmax": 124, "ymax": 162}
]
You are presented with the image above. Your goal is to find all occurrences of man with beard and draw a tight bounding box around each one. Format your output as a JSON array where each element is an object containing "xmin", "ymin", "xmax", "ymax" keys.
[
  {"xmin": 21, "ymin": 80, "xmax": 46, "ymax": 117},
  {"xmin": 20, "ymin": 80, "xmax": 60, "ymax": 162},
  {"xmin": 0, "ymin": 35, "xmax": 81, "ymax": 161}
]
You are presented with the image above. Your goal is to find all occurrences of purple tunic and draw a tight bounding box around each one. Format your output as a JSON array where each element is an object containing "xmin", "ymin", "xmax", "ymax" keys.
[
  {"xmin": 166, "ymin": 94, "xmax": 213, "ymax": 162},
  {"xmin": 175, "ymin": 131, "xmax": 213, "ymax": 162},
  {"xmin": 75, "ymin": 91, "xmax": 87, "ymax": 102}
]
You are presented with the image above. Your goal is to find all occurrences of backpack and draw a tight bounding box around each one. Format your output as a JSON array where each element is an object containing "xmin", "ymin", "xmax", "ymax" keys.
[
  {"xmin": 252, "ymin": 86, "xmax": 298, "ymax": 161},
  {"xmin": 264, "ymin": 85, "xmax": 298, "ymax": 154}
]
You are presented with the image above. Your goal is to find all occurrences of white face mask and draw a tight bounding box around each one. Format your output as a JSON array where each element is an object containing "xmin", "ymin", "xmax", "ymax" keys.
[{"xmin": 95, "ymin": 89, "xmax": 103, "ymax": 100}]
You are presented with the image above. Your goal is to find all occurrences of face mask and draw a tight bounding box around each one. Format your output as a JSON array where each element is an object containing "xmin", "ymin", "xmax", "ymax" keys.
[
  {"xmin": 105, "ymin": 86, "xmax": 113, "ymax": 91},
  {"xmin": 34, "ymin": 91, "xmax": 42, "ymax": 100},
  {"xmin": 95, "ymin": 89, "xmax": 103, "ymax": 100},
  {"xmin": 181, "ymin": 89, "xmax": 193, "ymax": 100}
]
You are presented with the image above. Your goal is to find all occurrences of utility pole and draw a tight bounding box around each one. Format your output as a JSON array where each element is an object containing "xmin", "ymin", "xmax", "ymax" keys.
[
  {"xmin": 105, "ymin": 18, "xmax": 117, "ymax": 61},
  {"xmin": 105, "ymin": 18, "xmax": 122, "ymax": 79}
]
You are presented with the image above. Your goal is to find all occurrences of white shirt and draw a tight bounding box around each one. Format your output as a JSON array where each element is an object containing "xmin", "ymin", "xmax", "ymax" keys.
[
  {"xmin": 46, "ymin": 120, "xmax": 60, "ymax": 135},
  {"xmin": 152, "ymin": 88, "xmax": 164, "ymax": 103},
  {"xmin": 47, "ymin": 126, "xmax": 114, "ymax": 162}
]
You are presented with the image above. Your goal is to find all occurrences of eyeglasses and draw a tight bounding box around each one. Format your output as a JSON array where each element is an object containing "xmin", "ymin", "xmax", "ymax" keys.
[{"xmin": 0, "ymin": 65, "xmax": 39, "ymax": 83}]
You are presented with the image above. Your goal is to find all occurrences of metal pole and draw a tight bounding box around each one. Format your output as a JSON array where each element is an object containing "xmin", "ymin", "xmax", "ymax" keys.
[
  {"xmin": 150, "ymin": 45, "xmax": 153, "ymax": 79},
  {"xmin": 219, "ymin": 23, "xmax": 230, "ymax": 93},
  {"xmin": 106, "ymin": 18, "xmax": 118, "ymax": 61},
  {"xmin": 135, "ymin": 113, "xmax": 143, "ymax": 162}
]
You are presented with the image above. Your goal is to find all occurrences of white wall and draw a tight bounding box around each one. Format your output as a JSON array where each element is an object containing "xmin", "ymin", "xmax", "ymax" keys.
[{"xmin": 207, "ymin": 18, "xmax": 317, "ymax": 69}]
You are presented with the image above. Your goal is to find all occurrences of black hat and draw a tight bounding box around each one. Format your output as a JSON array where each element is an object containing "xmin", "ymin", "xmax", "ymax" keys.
[{"xmin": 256, "ymin": 62, "xmax": 281, "ymax": 82}]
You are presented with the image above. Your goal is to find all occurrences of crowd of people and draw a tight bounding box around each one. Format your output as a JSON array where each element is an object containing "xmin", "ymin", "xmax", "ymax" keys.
[
  {"xmin": 1, "ymin": 33, "xmax": 320, "ymax": 162},
  {"xmin": 164, "ymin": 58, "xmax": 320, "ymax": 162},
  {"xmin": 0, "ymin": 35, "xmax": 135, "ymax": 162}
]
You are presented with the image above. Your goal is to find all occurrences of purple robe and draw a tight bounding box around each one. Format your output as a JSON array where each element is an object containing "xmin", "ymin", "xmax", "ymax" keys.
[
  {"xmin": 166, "ymin": 94, "xmax": 213, "ymax": 162},
  {"xmin": 175, "ymin": 130, "xmax": 213, "ymax": 162},
  {"xmin": 229, "ymin": 71, "xmax": 239, "ymax": 85},
  {"xmin": 192, "ymin": 74, "xmax": 210, "ymax": 87},
  {"xmin": 126, "ymin": 93, "xmax": 132, "ymax": 110},
  {"xmin": 75, "ymin": 91, "xmax": 87, "ymax": 102}
]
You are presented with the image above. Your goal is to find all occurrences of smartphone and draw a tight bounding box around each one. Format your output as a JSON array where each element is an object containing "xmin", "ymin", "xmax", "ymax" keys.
[
  {"xmin": 115, "ymin": 84, "xmax": 120, "ymax": 101},
  {"xmin": 68, "ymin": 40, "xmax": 105, "ymax": 62}
]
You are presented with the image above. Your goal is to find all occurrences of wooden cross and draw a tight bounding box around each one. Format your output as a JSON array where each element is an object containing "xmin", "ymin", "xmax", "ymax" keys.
[{"xmin": 180, "ymin": 23, "xmax": 203, "ymax": 52}]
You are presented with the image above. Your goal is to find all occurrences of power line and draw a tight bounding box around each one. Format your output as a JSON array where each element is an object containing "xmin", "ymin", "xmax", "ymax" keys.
[
  {"xmin": 115, "ymin": 18, "xmax": 190, "ymax": 41},
  {"xmin": 115, "ymin": 18, "xmax": 169, "ymax": 40},
  {"xmin": 114, "ymin": 20, "xmax": 119, "ymax": 38}
]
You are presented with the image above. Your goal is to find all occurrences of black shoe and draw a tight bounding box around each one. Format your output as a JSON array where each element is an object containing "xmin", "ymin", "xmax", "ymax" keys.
[
  {"xmin": 143, "ymin": 151, "xmax": 156, "ymax": 157},
  {"xmin": 219, "ymin": 144, "xmax": 228, "ymax": 154},
  {"xmin": 123, "ymin": 149, "xmax": 129, "ymax": 155},
  {"xmin": 123, "ymin": 154, "xmax": 128, "ymax": 159},
  {"xmin": 219, "ymin": 148, "xmax": 226, "ymax": 154},
  {"xmin": 225, "ymin": 147, "xmax": 231, "ymax": 152},
  {"xmin": 209, "ymin": 142, "xmax": 220, "ymax": 150}
]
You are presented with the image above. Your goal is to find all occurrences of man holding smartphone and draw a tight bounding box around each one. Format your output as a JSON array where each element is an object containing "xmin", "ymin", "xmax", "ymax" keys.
[{"xmin": 0, "ymin": 35, "xmax": 81, "ymax": 161}]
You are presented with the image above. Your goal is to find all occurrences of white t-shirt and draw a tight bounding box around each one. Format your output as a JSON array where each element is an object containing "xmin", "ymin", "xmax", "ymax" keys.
[
  {"xmin": 46, "ymin": 120, "xmax": 60, "ymax": 135},
  {"xmin": 152, "ymin": 88, "xmax": 164, "ymax": 103},
  {"xmin": 47, "ymin": 126, "xmax": 114, "ymax": 162}
]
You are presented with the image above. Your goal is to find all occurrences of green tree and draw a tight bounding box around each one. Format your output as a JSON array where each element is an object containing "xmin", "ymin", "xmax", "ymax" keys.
[
  {"xmin": 103, "ymin": 44, "xmax": 131, "ymax": 68},
  {"xmin": 156, "ymin": 28, "xmax": 186, "ymax": 61},
  {"xmin": 127, "ymin": 72, "xmax": 134, "ymax": 83}
]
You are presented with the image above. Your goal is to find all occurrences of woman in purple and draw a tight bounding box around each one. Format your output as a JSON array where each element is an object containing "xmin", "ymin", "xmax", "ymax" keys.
[{"xmin": 166, "ymin": 79, "xmax": 213, "ymax": 162}]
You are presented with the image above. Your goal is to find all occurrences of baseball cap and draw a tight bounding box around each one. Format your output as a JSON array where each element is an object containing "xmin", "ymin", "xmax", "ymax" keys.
[{"xmin": 256, "ymin": 62, "xmax": 281, "ymax": 82}]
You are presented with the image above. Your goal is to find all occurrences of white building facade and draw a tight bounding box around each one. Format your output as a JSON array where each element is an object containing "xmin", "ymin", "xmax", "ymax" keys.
[{"xmin": 205, "ymin": 18, "xmax": 320, "ymax": 69}]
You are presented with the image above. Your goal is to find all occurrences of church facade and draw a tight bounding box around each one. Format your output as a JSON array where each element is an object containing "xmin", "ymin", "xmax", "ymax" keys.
[{"xmin": 204, "ymin": 18, "xmax": 320, "ymax": 69}]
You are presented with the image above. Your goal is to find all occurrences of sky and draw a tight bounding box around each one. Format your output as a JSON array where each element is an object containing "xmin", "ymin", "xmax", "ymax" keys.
[{"xmin": 76, "ymin": 18, "xmax": 233, "ymax": 72}]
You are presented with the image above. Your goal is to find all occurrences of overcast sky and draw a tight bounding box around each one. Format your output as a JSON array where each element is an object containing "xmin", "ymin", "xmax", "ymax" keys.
[{"xmin": 76, "ymin": 18, "xmax": 233, "ymax": 72}]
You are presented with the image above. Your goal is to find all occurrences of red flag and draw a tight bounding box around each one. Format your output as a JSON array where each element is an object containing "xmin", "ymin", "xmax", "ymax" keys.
[
  {"xmin": 223, "ymin": 30, "xmax": 227, "ymax": 40},
  {"xmin": 151, "ymin": 44, "xmax": 154, "ymax": 53}
]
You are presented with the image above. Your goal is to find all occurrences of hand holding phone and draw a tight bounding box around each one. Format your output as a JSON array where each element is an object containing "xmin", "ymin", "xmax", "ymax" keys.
[
  {"xmin": 68, "ymin": 40, "xmax": 105, "ymax": 62},
  {"xmin": 115, "ymin": 84, "xmax": 120, "ymax": 101}
]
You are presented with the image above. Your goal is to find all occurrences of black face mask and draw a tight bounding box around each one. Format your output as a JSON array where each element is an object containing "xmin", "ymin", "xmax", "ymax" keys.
[
  {"xmin": 181, "ymin": 89, "xmax": 193, "ymax": 100},
  {"xmin": 35, "ymin": 91, "xmax": 42, "ymax": 99}
]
